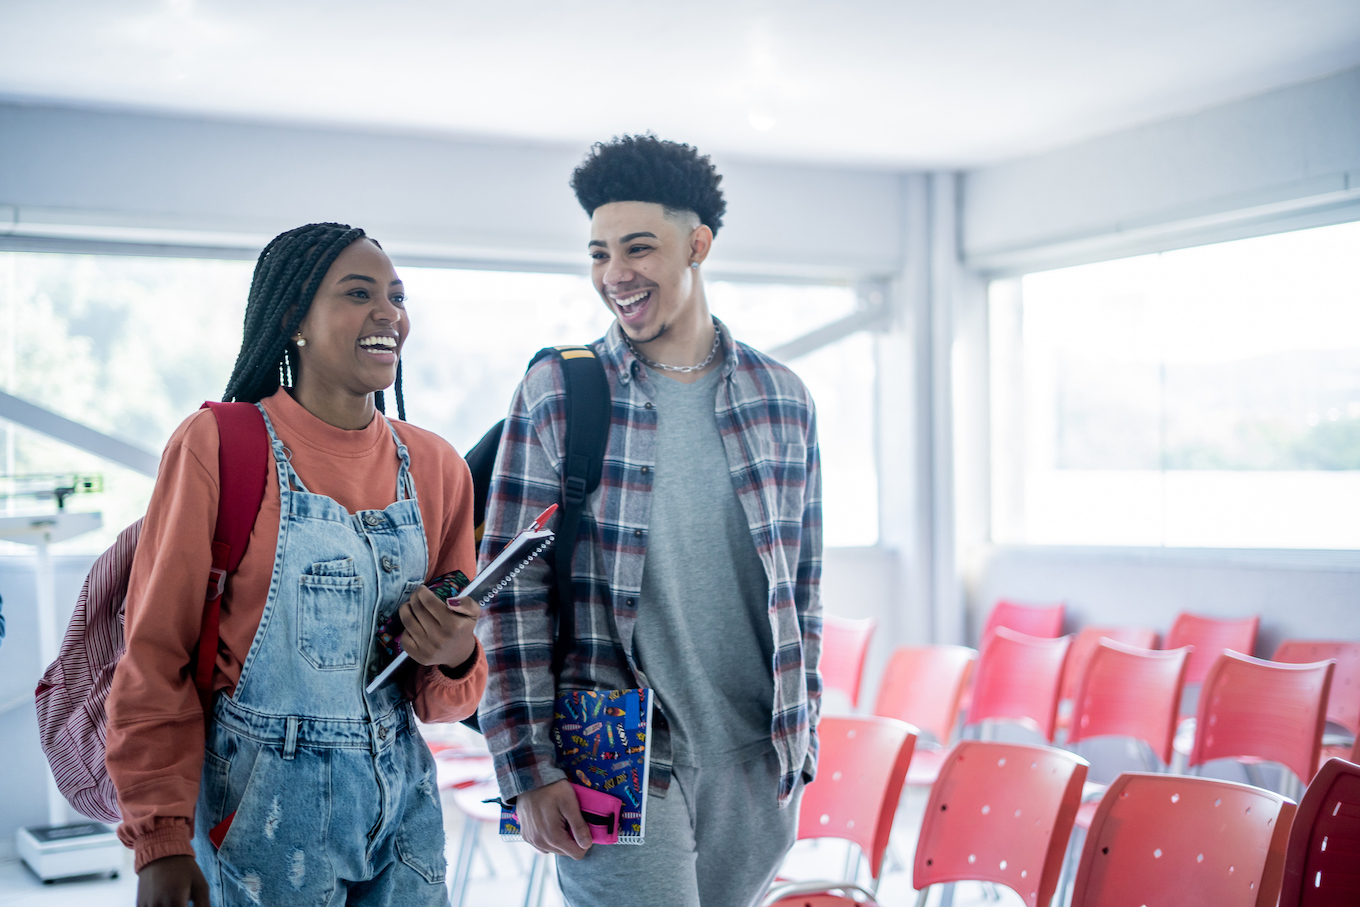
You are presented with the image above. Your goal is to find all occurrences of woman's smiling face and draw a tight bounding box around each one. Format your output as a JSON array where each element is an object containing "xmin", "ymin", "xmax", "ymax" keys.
[{"xmin": 293, "ymin": 238, "xmax": 409, "ymax": 398}]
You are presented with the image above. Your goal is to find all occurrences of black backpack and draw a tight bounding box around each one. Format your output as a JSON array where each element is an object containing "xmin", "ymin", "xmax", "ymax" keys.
[{"xmin": 461, "ymin": 345, "xmax": 610, "ymax": 730}]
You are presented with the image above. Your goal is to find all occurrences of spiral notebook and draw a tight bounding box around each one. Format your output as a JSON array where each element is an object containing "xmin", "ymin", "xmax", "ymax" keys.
[
  {"xmin": 499, "ymin": 688, "xmax": 654, "ymax": 845},
  {"xmin": 364, "ymin": 505, "xmax": 557, "ymax": 694}
]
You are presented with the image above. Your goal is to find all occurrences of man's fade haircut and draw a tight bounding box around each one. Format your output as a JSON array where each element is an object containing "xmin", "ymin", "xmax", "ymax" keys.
[{"xmin": 570, "ymin": 135, "xmax": 727, "ymax": 236}]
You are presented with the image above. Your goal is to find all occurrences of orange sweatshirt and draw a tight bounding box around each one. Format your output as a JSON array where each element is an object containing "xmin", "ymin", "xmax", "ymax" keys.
[{"xmin": 106, "ymin": 389, "xmax": 487, "ymax": 871}]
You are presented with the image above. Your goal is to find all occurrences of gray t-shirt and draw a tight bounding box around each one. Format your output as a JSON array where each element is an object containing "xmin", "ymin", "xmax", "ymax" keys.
[{"xmin": 632, "ymin": 366, "xmax": 775, "ymax": 767}]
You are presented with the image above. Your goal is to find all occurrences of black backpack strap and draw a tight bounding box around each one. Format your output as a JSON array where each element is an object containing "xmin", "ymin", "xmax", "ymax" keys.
[
  {"xmin": 464, "ymin": 419, "xmax": 506, "ymax": 547},
  {"xmin": 533, "ymin": 345, "xmax": 610, "ymax": 676}
]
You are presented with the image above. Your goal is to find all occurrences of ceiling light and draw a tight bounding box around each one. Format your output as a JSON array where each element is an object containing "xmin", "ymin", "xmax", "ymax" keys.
[{"xmin": 748, "ymin": 108, "xmax": 776, "ymax": 132}]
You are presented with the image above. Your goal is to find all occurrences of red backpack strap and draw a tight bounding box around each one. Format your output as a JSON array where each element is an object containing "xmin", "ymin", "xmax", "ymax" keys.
[{"xmin": 195, "ymin": 402, "xmax": 270, "ymax": 702}]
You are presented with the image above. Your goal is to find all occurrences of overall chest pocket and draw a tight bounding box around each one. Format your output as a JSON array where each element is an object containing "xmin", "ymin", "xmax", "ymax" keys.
[{"xmin": 297, "ymin": 559, "xmax": 366, "ymax": 670}]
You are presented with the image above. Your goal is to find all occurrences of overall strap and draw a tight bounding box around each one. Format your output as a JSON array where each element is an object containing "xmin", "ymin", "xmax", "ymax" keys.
[
  {"xmin": 541, "ymin": 346, "xmax": 610, "ymax": 677},
  {"xmin": 196, "ymin": 401, "xmax": 271, "ymax": 707},
  {"xmin": 381, "ymin": 416, "xmax": 417, "ymax": 502}
]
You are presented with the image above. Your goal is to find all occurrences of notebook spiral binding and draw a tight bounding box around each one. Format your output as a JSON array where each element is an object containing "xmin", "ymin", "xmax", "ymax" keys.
[{"xmin": 477, "ymin": 536, "xmax": 555, "ymax": 606}]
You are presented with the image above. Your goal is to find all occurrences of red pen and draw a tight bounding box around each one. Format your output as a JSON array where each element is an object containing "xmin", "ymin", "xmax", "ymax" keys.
[{"xmin": 532, "ymin": 504, "xmax": 558, "ymax": 531}]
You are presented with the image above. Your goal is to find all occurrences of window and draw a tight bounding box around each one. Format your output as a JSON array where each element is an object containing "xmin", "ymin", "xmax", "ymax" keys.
[
  {"xmin": 2, "ymin": 252, "xmax": 875, "ymax": 551},
  {"xmin": 0, "ymin": 252, "xmax": 253, "ymax": 552},
  {"xmin": 991, "ymin": 220, "xmax": 1360, "ymax": 549}
]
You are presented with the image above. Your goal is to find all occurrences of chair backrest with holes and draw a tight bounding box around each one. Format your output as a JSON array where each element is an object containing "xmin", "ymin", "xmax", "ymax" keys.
[
  {"xmin": 796, "ymin": 716, "xmax": 917, "ymax": 880},
  {"xmin": 820, "ymin": 615, "xmax": 877, "ymax": 709},
  {"xmin": 871, "ymin": 645, "xmax": 977, "ymax": 745},
  {"xmin": 1071, "ymin": 772, "xmax": 1296, "ymax": 907},
  {"xmin": 981, "ymin": 599, "xmax": 1065, "ymax": 647},
  {"xmin": 1059, "ymin": 626, "xmax": 1159, "ymax": 705},
  {"xmin": 1190, "ymin": 651, "xmax": 1335, "ymax": 786},
  {"xmin": 1280, "ymin": 757, "xmax": 1360, "ymax": 907},
  {"xmin": 1166, "ymin": 611, "xmax": 1260, "ymax": 686},
  {"xmin": 967, "ymin": 627, "xmax": 1072, "ymax": 741},
  {"xmin": 1068, "ymin": 639, "xmax": 1191, "ymax": 766},
  {"xmin": 913, "ymin": 740, "xmax": 1088, "ymax": 907},
  {"xmin": 1273, "ymin": 640, "xmax": 1360, "ymax": 737}
]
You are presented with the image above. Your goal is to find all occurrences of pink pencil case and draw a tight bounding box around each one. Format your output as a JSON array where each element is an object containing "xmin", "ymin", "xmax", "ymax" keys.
[{"xmin": 571, "ymin": 783, "xmax": 624, "ymax": 845}]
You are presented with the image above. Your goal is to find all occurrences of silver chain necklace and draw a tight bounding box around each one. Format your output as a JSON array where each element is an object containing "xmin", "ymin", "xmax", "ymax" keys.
[{"xmin": 627, "ymin": 327, "xmax": 722, "ymax": 374}]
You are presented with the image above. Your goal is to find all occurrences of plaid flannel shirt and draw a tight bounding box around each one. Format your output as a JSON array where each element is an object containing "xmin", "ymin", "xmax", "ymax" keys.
[{"xmin": 475, "ymin": 318, "xmax": 823, "ymax": 807}]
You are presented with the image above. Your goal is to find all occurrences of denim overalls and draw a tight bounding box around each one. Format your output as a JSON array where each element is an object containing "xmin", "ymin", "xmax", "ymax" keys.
[{"xmin": 192, "ymin": 405, "xmax": 449, "ymax": 907}]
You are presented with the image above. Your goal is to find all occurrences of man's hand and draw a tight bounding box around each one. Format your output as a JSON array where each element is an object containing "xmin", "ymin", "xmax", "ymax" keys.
[
  {"xmin": 138, "ymin": 854, "xmax": 210, "ymax": 907},
  {"xmin": 399, "ymin": 588, "xmax": 480, "ymax": 669},
  {"xmin": 516, "ymin": 779, "xmax": 593, "ymax": 860}
]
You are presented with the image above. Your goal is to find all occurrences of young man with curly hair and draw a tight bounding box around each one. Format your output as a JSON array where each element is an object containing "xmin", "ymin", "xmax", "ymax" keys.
[{"xmin": 475, "ymin": 135, "xmax": 824, "ymax": 906}]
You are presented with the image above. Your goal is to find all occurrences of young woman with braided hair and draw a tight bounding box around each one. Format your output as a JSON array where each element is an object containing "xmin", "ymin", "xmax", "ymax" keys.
[{"xmin": 107, "ymin": 223, "xmax": 486, "ymax": 907}]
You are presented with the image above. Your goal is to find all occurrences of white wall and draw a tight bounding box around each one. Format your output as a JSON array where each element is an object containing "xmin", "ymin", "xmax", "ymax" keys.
[
  {"xmin": 0, "ymin": 101, "xmax": 905, "ymax": 280},
  {"xmin": 963, "ymin": 65, "xmax": 1360, "ymax": 274}
]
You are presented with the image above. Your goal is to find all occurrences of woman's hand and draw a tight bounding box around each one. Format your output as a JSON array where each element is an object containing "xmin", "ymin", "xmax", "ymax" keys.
[
  {"xmin": 138, "ymin": 854, "xmax": 210, "ymax": 907},
  {"xmin": 398, "ymin": 588, "xmax": 480, "ymax": 670}
]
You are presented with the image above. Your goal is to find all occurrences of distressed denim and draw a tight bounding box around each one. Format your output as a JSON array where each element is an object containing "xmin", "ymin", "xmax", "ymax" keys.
[{"xmin": 191, "ymin": 405, "xmax": 448, "ymax": 906}]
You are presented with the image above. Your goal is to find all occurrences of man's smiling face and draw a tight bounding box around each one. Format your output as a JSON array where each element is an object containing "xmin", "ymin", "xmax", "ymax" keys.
[{"xmin": 588, "ymin": 201, "xmax": 706, "ymax": 345}]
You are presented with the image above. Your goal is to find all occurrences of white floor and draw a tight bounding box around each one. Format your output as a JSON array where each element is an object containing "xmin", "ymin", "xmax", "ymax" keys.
[{"xmin": 0, "ymin": 787, "xmax": 1015, "ymax": 907}]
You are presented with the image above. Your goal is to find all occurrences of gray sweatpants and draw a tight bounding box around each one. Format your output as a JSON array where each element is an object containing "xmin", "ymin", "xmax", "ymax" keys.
[{"xmin": 556, "ymin": 750, "xmax": 801, "ymax": 907}]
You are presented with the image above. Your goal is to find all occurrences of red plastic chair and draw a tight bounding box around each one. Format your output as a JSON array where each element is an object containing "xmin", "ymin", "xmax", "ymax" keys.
[
  {"xmin": 1166, "ymin": 611, "xmax": 1260, "ymax": 686},
  {"xmin": 912, "ymin": 741, "xmax": 1088, "ymax": 907},
  {"xmin": 1189, "ymin": 651, "xmax": 1336, "ymax": 787},
  {"xmin": 763, "ymin": 716, "xmax": 917, "ymax": 905},
  {"xmin": 820, "ymin": 615, "xmax": 877, "ymax": 709},
  {"xmin": 871, "ymin": 645, "xmax": 977, "ymax": 788},
  {"xmin": 873, "ymin": 645, "xmax": 977, "ymax": 745},
  {"xmin": 1070, "ymin": 772, "xmax": 1296, "ymax": 907},
  {"xmin": 981, "ymin": 599, "xmax": 1065, "ymax": 646},
  {"xmin": 967, "ymin": 627, "xmax": 1072, "ymax": 742},
  {"xmin": 1273, "ymin": 640, "xmax": 1360, "ymax": 737},
  {"xmin": 1279, "ymin": 757, "xmax": 1360, "ymax": 907},
  {"xmin": 1059, "ymin": 626, "xmax": 1159, "ymax": 706},
  {"xmin": 1068, "ymin": 639, "xmax": 1191, "ymax": 768}
]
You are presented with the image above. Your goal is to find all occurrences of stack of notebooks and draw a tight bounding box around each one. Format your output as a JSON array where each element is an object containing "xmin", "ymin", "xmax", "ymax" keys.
[{"xmin": 499, "ymin": 688, "xmax": 655, "ymax": 845}]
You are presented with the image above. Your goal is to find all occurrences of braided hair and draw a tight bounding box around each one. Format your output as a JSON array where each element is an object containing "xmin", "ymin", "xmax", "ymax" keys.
[{"xmin": 223, "ymin": 222, "xmax": 406, "ymax": 420}]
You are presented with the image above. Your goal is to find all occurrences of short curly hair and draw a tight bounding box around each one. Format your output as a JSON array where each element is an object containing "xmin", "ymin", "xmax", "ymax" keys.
[{"xmin": 570, "ymin": 134, "xmax": 726, "ymax": 235}]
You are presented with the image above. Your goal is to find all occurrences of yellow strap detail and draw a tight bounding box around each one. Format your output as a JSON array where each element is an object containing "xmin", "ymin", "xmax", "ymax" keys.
[{"xmin": 558, "ymin": 349, "xmax": 596, "ymax": 360}]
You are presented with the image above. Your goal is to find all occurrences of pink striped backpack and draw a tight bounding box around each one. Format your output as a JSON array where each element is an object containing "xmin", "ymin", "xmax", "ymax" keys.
[{"xmin": 34, "ymin": 402, "xmax": 269, "ymax": 823}]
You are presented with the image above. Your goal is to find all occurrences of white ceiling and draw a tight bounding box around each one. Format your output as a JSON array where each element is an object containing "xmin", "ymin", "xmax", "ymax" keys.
[{"xmin": 2, "ymin": 0, "xmax": 1358, "ymax": 168}]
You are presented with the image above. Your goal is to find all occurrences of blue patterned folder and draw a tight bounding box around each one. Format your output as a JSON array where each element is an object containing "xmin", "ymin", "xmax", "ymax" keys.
[{"xmin": 499, "ymin": 688, "xmax": 654, "ymax": 844}]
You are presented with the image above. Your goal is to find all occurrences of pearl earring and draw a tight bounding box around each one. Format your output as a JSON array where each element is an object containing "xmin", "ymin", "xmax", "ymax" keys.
[{"xmin": 294, "ymin": 335, "xmax": 307, "ymax": 347}]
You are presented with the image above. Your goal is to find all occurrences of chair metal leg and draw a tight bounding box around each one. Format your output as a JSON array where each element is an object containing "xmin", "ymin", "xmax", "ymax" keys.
[
  {"xmin": 842, "ymin": 842, "xmax": 860, "ymax": 885},
  {"xmin": 939, "ymin": 881, "xmax": 956, "ymax": 907},
  {"xmin": 1056, "ymin": 823, "xmax": 1084, "ymax": 907},
  {"xmin": 914, "ymin": 886, "xmax": 931, "ymax": 907},
  {"xmin": 449, "ymin": 815, "xmax": 481, "ymax": 907},
  {"xmin": 1280, "ymin": 770, "xmax": 1302, "ymax": 802},
  {"xmin": 521, "ymin": 853, "xmax": 541, "ymax": 907},
  {"xmin": 535, "ymin": 855, "xmax": 554, "ymax": 907},
  {"xmin": 885, "ymin": 840, "xmax": 906, "ymax": 874},
  {"xmin": 476, "ymin": 834, "xmax": 498, "ymax": 879}
]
